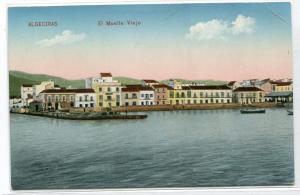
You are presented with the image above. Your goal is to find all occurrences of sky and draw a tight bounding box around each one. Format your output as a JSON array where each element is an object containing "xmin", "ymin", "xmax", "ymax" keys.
[{"xmin": 8, "ymin": 3, "xmax": 292, "ymax": 81}]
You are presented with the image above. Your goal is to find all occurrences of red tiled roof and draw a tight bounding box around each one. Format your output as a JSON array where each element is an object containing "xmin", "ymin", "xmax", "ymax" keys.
[
  {"xmin": 142, "ymin": 79, "xmax": 159, "ymax": 83},
  {"xmin": 233, "ymin": 87, "xmax": 263, "ymax": 92},
  {"xmin": 100, "ymin": 72, "xmax": 112, "ymax": 77},
  {"xmin": 40, "ymin": 88, "xmax": 95, "ymax": 94},
  {"xmin": 122, "ymin": 85, "xmax": 154, "ymax": 92},
  {"xmin": 275, "ymin": 82, "xmax": 292, "ymax": 86},
  {"xmin": 190, "ymin": 85, "xmax": 231, "ymax": 90},
  {"xmin": 152, "ymin": 84, "xmax": 172, "ymax": 89}
]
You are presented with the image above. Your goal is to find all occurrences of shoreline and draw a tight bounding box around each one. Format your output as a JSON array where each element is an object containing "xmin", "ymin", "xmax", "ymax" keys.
[{"xmin": 112, "ymin": 102, "xmax": 280, "ymax": 112}]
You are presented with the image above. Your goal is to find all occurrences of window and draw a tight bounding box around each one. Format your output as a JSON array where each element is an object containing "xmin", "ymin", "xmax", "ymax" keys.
[
  {"xmin": 194, "ymin": 100, "xmax": 197, "ymax": 104},
  {"xmin": 90, "ymin": 96, "xmax": 94, "ymax": 101},
  {"xmin": 181, "ymin": 92, "xmax": 185, "ymax": 98},
  {"xmin": 47, "ymin": 96, "xmax": 51, "ymax": 102},
  {"xmin": 221, "ymin": 92, "xmax": 224, "ymax": 98},
  {"xmin": 85, "ymin": 104, "xmax": 88, "ymax": 108},
  {"xmin": 116, "ymin": 102, "xmax": 120, "ymax": 106},
  {"xmin": 216, "ymin": 100, "xmax": 219, "ymax": 103},
  {"xmin": 99, "ymin": 87, "xmax": 102, "ymax": 92},
  {"xmin": 62, "ymin": 96, "xmax": 66, "ymax": 101},
  {"xmin": 116, "ymin": 87, "xmax": 119, "ymax": 92},
  {"xmin": 79, "ymin": 104, "xmax": 82, "ymax": 107},
  {"xmin": 107, "ymin": 96, "xmax": 112, "ymax": 101},
  {"xmin": 85, "ymin": 95, "xmax": 88, "ymax": 101},
  {"xmin": 90, "ymin": 103, "xmax": 94, "ymax": 107},
  {"xmin": 132, "ymin": 93, "xmax": 137, "ymax": 99},
  {"xmin": 99, "ymin": 102, "xmax": 103, "ymax": 107},
  {"xmin": 133, "ymin": 101, "xmax": 137, "ymax": 106},
  {"xmin": 125, "ymin": 94, "xmax": 129, "ymax": 99},
  {"xmin": 150, "ymin": 94, "xmax": 153, "ymax": 97},
  {"xmin": 141, "ymin": 94, "xmax": 145, "ymax": 98},
  {"xmin": 70, "ymin": 96, "xmax": 74, "ymax": 101},
  {"xmin": 169, "ymin": 91, "xmax": 174, "ymax": 98},
  {"xmin": 99, "ymin": 95, "xmax": 103, "ymax": 100},
  {"xmin": 116, "ymin": 95, "xmax": 120, "ymax": 101},
  {"xmin": 176, "ymin": 92, "xmax": 180, "ymax": 98},
  {"xmin": 107, "ymin": 87, "xmax": 111, "ymax": 92},
  {"xmin": 221, "ymin": 99, "xmax": 224, "ymax": 103},
  {"xmin": 55, "ymin": 96, "xmax": 59, "ymax": 102},
  {"xmin": 141, "ymin": 102, "xmax": 144, "ymax": 106},
  {"xmin": 125, "ymin": 102, "xmax": 129, "ymax": 106},
  {"xmin": 79, "ymin": 96, "xmax": 83, "ymax": 101}
]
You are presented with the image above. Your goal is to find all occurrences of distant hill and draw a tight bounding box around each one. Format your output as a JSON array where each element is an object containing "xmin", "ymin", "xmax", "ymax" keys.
[
  {"xmin": 9, "ymin": 71, "xmax": 85, "ymax": 97},
  {"xmin": 9, "ymin": 71, "xmax": 227, "ymax": 97},
  {"xmin": 114, "ymin": 76, "xmax": 142, "ymax": 85}
]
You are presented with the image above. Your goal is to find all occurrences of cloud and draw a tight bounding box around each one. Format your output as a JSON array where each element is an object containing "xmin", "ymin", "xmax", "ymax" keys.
[
  {"xmin": 185, "ymin": 15, "xmax": 256, "ymax": 41},
  {"xmin": 36, "ymin": 30, "xmax": 86, "ymax": 47}
]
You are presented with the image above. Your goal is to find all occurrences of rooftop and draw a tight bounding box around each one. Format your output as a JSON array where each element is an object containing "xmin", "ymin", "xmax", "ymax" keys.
[
  {"xmin": 189, "ymin": 85, "xmax": 231, "ymax": 90},
  {"xmin": 142, "ymin": 79, "xmax": 159, "ymax": 83},
  {"xmin": 233, "ymin": 87, "xmax": 263, "ymax": 92},
  {"xmin": 100, "ymin": 72, "xmax": 112, "ymax": 77},
  {"xmin": 41, "ymin": 88, "xmax": 95, "ymax": 94}
]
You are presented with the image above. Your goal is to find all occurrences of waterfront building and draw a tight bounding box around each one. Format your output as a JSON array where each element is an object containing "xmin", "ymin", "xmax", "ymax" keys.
[
  {"xmin": 265, "ymin": 81, "xmax": 293, "ymax": 103},
  {"xmin": 88, "ymin": 73, "xmax": 122, "ymax": 109},
  {"xmin": 121, "ymin": 85, "xmax": 155, "ymax": 106},
  {"xmin": 20, "ymin": 84, "xmax": 34, "ymax": 106},
  {"xmin": 40, "ymin": 88, "xmax": 95, "ymax": 111},
  {"xmin": 233, "ymin": 87, "xmax": 265, "ymax": 104},
  {"xmin": 189, "ymin": 85, "xmax": 232, "ymax": 104},
  {"xmin": 168, "ymin": 80, "xmax": 191, "ymax": 105},
  {"xmin": 152, "ymin": 84, "xmax": 171, "ymax": 105},
  {"xmin": 121, "ymin": 85, "xmax": 140, "ymax": 106},
  {"xmin": 274, "ymin": 81, "xmax": 293, "ymax": 92},
  {"xmin": 139, "ymin": 85, "xmax": 155, "ymax": 106}
]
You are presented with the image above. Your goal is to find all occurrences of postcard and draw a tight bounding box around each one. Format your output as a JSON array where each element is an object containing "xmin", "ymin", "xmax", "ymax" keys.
[{"xmin": 7, "ymin": 1, "xmax": 294, "ymax": 190}]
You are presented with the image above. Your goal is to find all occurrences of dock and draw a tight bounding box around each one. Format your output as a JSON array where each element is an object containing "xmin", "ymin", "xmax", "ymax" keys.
[{"xmin": 12, "ymin": 111, "xmax": 147, "ymax": 120}]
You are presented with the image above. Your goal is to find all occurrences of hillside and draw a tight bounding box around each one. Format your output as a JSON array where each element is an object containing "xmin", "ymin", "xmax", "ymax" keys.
[
  {"xmin": 9, "ymin": 71, "xmax": 85, "ymax": 97},
  {"xmin": 9, "ymin": 71, "xmax": 227, "ymax": 97}
]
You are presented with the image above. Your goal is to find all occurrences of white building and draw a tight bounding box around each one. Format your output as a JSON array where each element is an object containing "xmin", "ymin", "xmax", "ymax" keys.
[
  {"xmin": 74, "ymin": 90, "xmax": 96, "ymax": 108},
  {"xmin": 20, "ymin": 84, "xmax": 34, "ymax": 106},
  {"xmin": 139, "ymin": 86, "xmax": 155, "ymax": 106}
]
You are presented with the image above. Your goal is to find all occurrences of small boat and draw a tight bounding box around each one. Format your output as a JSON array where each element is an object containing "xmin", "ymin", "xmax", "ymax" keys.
[
  {"xmin": 287, "ymin": 110, "xmax": 293, "ymax": 115},
  {"xmin": 240, "ymin": 109, "xmax": 266, "ymax": 114}
]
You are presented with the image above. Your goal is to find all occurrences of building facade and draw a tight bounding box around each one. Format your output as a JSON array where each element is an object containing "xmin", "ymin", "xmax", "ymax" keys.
[
  {"xmin": 152, "ymin": 84, "xmax": 170, "ymax": 105},
  {"xmin": 20, "ymin": 84, "xmax": 34, "ymax": 106},
  {"xmin": 40, "ymin": 88, "xmax": 95, "ymax": 111},
  {"xmin": 189, "ymin": 85, "xmax": 232, "ymax": 104},
  {"xmin": 233, "ymin": 87, "xmax": 265, "ymax": 104},
  {"xmin": 139, "ymin": 86, "xmax": 155, "ymax": 106},
  {"xmin": 88, "ymin": 73, "xmax": 122, "ymax": 109},
  {"xmin": 121, "ymin": 86, "xmax": 140, "ymax": 106}
]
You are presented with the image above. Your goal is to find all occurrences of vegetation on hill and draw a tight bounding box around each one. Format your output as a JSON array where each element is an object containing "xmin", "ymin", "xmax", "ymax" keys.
[{"xmin": 9, "ymin": 71, "xmax": 227, "ymax": 97}]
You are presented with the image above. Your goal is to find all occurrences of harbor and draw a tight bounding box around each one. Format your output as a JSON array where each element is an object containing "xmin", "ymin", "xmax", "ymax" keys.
[{"xmin": 10, "ymin": 108, "xmax": 294, "ymax": 189}]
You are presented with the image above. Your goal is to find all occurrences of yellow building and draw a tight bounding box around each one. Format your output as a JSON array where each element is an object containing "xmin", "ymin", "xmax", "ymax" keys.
[
  {"xmin": 88, "ymin": 73, "xmax": 122, "ymax": 110},
  {"xmin": 168, "ymin": 80, "xmax": 191, "ymax": 105},
  {"xmin": 275, "ymin": 82, "xmax": 293, "ymax": 92}
]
